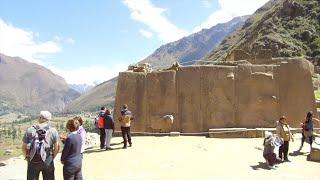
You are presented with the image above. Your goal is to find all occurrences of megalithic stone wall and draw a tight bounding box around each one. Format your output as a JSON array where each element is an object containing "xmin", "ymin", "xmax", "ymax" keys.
[{"xmin": 114, "ymin": 58, "xmax": 316, "ymax": 132}]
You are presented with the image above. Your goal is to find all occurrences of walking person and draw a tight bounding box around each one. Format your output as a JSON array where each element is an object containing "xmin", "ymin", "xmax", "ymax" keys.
[
  {"xmin": 22, "ymin": 111, "xmax": 60, "ymax": 180},
  {"xmin": 276, "ymin": 116, "xmax": 294, "ymax": 162},
  {"xmin": 61, "ymin": 118, "xmax": 83, "ymax": 180},
  {"xmin": 299, "ymin": 111, "xmax": 320, "ymax": 152},
  {"xmin": 119, "ymin": 104, "xmax": 133, "ymax": 149},
  {"xmin": 104, "ymin": 109, "xmax": 115, "ymax": 150},
  {"xmin": 98, "ymin": 107, "xmax": 106, "ymax": 149}
]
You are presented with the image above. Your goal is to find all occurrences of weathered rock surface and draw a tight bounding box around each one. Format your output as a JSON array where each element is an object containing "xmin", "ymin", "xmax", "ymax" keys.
[{"xmin": 114, "ymin": 58, "xmax": 316, "ymax": 132}]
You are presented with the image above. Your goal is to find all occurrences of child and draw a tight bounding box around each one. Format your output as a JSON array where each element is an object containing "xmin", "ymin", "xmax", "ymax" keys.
[{"xmin": 263, "ymin": 131, "xmax": 278, "ymax": 167}]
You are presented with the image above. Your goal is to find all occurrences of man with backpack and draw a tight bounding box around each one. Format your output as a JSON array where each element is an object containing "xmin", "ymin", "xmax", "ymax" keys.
[
  {"xmin": 22, "ymin": 111, "xmax": 60, "ymax": 180},
  {"xmin": 119, "ymin": 104, "xmax": 133, "ymax": 149}
]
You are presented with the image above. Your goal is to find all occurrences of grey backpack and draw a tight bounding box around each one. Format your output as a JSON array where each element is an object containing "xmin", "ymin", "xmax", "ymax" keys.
[{"xmin": 28, "ymin": 125, "xmax": 51, "ymax": 163}]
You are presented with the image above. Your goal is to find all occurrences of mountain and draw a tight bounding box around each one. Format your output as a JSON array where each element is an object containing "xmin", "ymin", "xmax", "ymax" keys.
[
  {"xmin": 140, "ymin": 16, "xmax": 249, "ymax": 69},
  {"xmin": 204, "ymin": 0, "xmax": 320, "ymax": 62},
  {"xmin": 0, "ymin": 53, "xmax": 80, "ymax": 114},
  {"xmin": 70, "ymin": 83, "xmax": 95, "ymax": 94},
  {"xmin": 65, "ymin": 16, "xmax": 248, "ymax": 112},
  {"xmin": 65, "ymin": 77, "xmax": 117, "ymax": 113}
]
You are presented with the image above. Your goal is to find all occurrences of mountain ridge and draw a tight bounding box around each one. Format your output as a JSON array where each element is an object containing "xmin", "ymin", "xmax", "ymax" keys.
[{"xmin": 0, "ymin": 53, "xmax": 80, "ymax": 114}]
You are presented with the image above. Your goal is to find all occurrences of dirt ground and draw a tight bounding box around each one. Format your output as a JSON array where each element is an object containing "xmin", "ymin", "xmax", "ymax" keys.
[{"xmin": 1, "ymin": 136, "xmax": 319, "ymax": 180}]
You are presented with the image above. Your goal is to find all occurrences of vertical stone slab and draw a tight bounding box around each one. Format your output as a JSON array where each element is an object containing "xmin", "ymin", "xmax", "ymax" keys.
[
  {"xmin": 278, "ymin": 59, "xmax": 316, "ymax": 127},
  {"xmin": 145, "ymin": 71, "xmax": 177, "ymax": 132},
  {"xmin": 236, "ymin": 65, "xmax": 280, "ymax": 127},
  {"xmin": 113, "ymin": 72, "xmax": 146, "ymax": 132},
  {"xmin": 176, "ymin": 66, "xmax": 201, "ymax": 132},
  {"xmin": 200, "ymin": 66, "xmax": 236, "ymax": 130}
]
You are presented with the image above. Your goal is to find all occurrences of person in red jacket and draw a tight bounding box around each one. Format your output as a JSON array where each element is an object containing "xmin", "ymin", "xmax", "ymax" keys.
[{"xmin": 97, "ymin": 107, "xmax": 106, "ymax": 149}]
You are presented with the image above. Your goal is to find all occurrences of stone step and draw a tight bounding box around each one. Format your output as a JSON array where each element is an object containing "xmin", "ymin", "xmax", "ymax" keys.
[
  {"xmin": 310, "ymin": 144, "xmax": 320, "ymax": 162},
  {"xmin": 170, "ymin": 132, "xmax": 180, "ymax": 137}
]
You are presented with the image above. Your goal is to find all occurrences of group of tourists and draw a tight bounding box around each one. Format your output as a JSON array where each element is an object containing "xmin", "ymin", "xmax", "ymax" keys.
[
  {"xmin": 263, "ymin": 111, "xmax": 320, "ymax": 168},
  {"xmin": 21, "ymin": 104, "xmax": 133, "ymax": 180},
  {"xmin": 96, "ymin": 104, "xmax": 133, "ymax": 150}
]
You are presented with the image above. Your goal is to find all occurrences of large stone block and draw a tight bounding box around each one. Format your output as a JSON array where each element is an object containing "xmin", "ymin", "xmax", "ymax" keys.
[
  {"xmin": 176, "ymin": 66, "xmax": 202, "ymax": 132},
  {"xmin": 200, "ymin": 66, "xmax": 237, "ymax": 130},
  {"xmin": 113, "ymin": 72, "xmax": 147, "ymax": 132},
  {"xmin": 236, "ymin": 65, "xmax": 280, "ymax": 128},
  {"xmin": 145, "ymin": 71, "xmax": 177, "ymax": 132},
  {"xmin": 277, "ymin": 58, "xmax": 316, "ymax": 127}
]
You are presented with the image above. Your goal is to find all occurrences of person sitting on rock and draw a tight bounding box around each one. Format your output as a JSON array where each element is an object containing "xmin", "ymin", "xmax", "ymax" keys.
[{"xmin": 263, "ymin": 131, "xmax": 278, "ymax": 168}]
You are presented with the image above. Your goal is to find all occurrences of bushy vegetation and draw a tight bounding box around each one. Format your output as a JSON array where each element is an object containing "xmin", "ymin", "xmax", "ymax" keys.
[{"xmin": 205, "ymin": 0, "xmax": 320, "ymax": 62}]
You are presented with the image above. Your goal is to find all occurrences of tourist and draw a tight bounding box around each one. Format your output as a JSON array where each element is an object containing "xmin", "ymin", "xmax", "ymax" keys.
[
  {"xmin": 263, "ymin": 131, "xmax": 277, "ymax": 168},
  {"xmin": 104, "ymin": 109, "xmax": 115, "ymax": 150},
  {"xmin": 61, "ymin": 118, "xmax": 82, "ymax": 180},
  {"xmin": 74, "ymin": 116, "xmax": 86, "ymax": 180},
  {"xmin": 119, "ymin": 104, "xmax": 133, "ymax": 149},
  {"xmin": 98, "ymin": 107, "xmax": 106, "ymax": 149},
  {"xmin": 276, "ymin": 116, "xmax": 294, "ymax": 162},
  {"xmin": 22, "ymin": 111, "xmax": 60, "ymax": 180},
  {"xmin": 299, "ymin": 111, "xmax": 320, "ymax": 152}
]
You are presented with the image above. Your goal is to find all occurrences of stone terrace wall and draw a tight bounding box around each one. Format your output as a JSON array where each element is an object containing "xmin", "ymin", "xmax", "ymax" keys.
[{"xmin": 114, "ymin": 58, "xmax": 316, "ymax": 132}]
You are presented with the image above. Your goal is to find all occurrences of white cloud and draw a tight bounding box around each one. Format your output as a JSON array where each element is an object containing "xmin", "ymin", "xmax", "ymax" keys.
[
  {"xmin": 201, "ymin": 0, "xmax": 212, "ymax": 8},
  {"xmin": 49, "ymin": 64, "xmax": 128, "ymax": 85},
  {"xmin": 66, "ymin": 38, "xmax": 75, "ymax": 44},
  {"xmin": 123, "ymin": 0, "xmax": 188, "ymax": 43},
  {"xmin": 0, "ymin": 18, "xmax": 61, "ymax": 65},
  {"xmin": 139, "ymin": 29, "xmax": 153, "ymax": 38},
  {"xmin": 194, "ymin": 0, "xmax": 269, "ymax": 32}
]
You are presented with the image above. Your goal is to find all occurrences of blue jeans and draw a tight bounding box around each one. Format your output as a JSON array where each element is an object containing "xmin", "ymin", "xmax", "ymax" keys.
[{"xmin": 27, "ymin": 160, "xmax": 55, "ymax": 180}]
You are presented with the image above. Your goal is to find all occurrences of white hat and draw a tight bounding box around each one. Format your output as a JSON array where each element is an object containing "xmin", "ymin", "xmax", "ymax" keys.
[
  {"xmin": 40, "ymin": 111, "xmax": 52, "ymax": 120},
  {"xmin": 265, "ymin": 131, "xmax": 272, "ymax": 138}
]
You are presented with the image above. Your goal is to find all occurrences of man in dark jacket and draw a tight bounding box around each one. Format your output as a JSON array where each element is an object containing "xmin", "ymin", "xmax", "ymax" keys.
[{"xmin": 104, "ymin": 109, "xmax": 115, "ymax": 150}]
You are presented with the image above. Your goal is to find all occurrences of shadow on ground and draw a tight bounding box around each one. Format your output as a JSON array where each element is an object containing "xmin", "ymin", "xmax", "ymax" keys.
[{"xmin": 250, "ymin": 162, "xmax": 276, "ymax": 170}]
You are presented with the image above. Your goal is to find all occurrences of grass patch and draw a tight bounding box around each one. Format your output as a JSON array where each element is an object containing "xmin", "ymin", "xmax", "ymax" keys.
[{"xmin": 315, "ymin": 90, "xmax": 320, "ymax": 99}]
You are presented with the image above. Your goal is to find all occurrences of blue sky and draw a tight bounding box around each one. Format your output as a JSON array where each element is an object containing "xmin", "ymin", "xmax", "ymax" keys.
[{"xmin": 0, "ymin": 0, "xmax": 268, "ymax": 85}]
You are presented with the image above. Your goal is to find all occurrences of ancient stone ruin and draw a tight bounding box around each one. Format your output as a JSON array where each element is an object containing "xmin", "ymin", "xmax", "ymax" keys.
[{"xmin": 114, "ymin": 50, "xmax": 316, "ymax": 133}]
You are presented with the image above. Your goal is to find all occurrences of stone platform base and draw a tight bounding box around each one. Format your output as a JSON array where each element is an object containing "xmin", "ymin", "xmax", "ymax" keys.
[{"xmin": 208, "ymin": 128, "xmax": 320, "ymax": 138}]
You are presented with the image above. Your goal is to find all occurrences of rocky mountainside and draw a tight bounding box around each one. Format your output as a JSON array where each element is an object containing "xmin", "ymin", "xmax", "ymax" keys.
[
  {"xmin": 140, "ymin": 16, "xmax": 248, "ymax": 69},
  {"xmin": 65, "ymin": 16, "xmax": 248, "ymax": 112},
  {"xmin": 0, "ymin": 53, "xmax": 80, "ymax": 114},
  {"xmin": 204, "ymin": 0, "xmax": 320, "ymax": 62},
  {"xmin": 65, "ymin": 77, "xmax": 117, "ymax": 112}
]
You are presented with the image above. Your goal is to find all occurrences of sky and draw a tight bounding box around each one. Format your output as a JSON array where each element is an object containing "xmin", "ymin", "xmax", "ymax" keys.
[{"xmin": 0, "ymin": 0, "xmax": 269, "ymax": 85}]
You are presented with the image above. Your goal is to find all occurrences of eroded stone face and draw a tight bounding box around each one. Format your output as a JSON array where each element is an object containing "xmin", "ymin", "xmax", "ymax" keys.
[{"xmin": 114, "ymin": 58, "xmax": 316, "ymax": 132}]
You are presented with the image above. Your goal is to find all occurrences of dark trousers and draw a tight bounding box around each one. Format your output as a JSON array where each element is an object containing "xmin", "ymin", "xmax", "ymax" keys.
[
  {"xmin": 63, "ymin": 166, "xmax": 82, "ymax": 180},
  {"xmin": 279, "ymin": 141, "xmax": 289, "ymax": 160},
  {"xmin": 27, "ymin": 161, "xmax": 55, "ymax": 180},
  {"xmin": 121, "ymin": 126, "xmax": 132, "ymax": 147},
  {"xmin": 301, "ymin": 132, "xmax": 313, "ymax": 146},
  {"xmin": 99, "ymin": 128, "xmax": 106, "ymax": 148}
]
